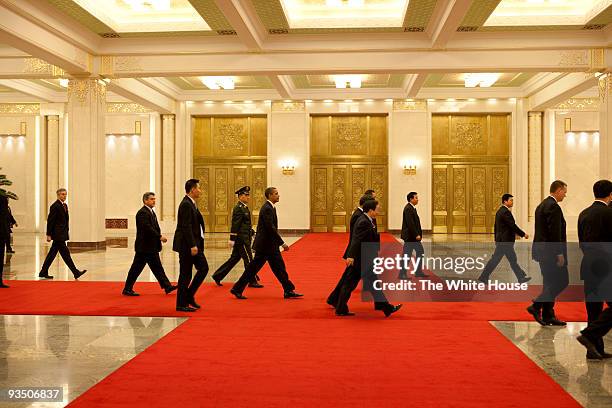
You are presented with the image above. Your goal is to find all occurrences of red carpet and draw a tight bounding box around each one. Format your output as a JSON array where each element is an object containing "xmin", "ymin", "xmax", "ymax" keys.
[{"xmin": 0, "ymin": 233, "xmax": 584, "ymax": 407}]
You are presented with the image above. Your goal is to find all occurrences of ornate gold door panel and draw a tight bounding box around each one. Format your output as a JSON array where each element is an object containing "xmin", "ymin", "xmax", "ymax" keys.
[
  {"xmin": 432, "ymin": 114, "xmax": 510, "ymax": 234},
  {"xmin": 310, "ymin": 115, "xmax": 388, "ymax": 232},
  {"xmin": 192, "ymin": 116, "xmax": 267, "ymax": 232}
]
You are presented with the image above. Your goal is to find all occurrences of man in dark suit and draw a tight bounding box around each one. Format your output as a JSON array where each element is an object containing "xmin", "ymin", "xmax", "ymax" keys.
[
  {"xmin": 576, "ymin": 180, "xmax": 612, "ymax": 359},
  {"xmin": 0, "ymin": 195, "xmax": 10, "ymax": 288},
  {"xmin": 122, "ymin": 192, "xmax": 177, "ymax": 297},
  {"xmin": 335, "ymin": 199, "xmax": 402, "ymax": 317},
  {"xmin": 6, "ymin": 204, "xmax": 16, "ymax": 253},
  {"xmin": 399, "ymin": 192, "xmax": 426, "ymax": 279},
  {"xmin": 230, "ymin": 187, "xmax": 302, "ymax": 299},
  {"xmin": 477, "ymin": 194, "xmax": 531, "ymax": 284},
  {"xmin": 527, "ymin": 180, "xmax": 569, "ymax": 326},
  {"xmin": 39, "ymin": 188, "xmax": 86, "ymax": 280},
  {"xmin": 327, "ymin": 194, "xmax": 372, "ymax": 308},
  {"xmin": 173, "ymin": 179, "xmax": 209, "ymax": 312},
  {"xmin": 212, "ymin": 186, "xmax": 262, "ymax": 288}
]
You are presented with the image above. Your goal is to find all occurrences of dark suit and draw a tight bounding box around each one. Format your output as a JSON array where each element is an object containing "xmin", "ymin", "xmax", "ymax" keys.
[
  {"xmin": 124, "ymin": 206, "xmax": 172, "ymax": 292},
  {"xmin": 531, "ymin": 196, "xmax": 569, "ymax": 320},
  {"xmin": 40, "ymin": 200, "xmax": 79, "ymax": 277},
  {"xmin": 232, "ymin": 201, "xmax": 295, "ymax": 294},
  {"xmin": 327, "ymin": 207, "xmax": 365, "ymax": 306},
  {"xmin": 6, "ymin": 206, "xmax": 15, "ymax": 252},
  {"xmin": 212, "ymin": 201, "xmax": 258, "ymax": 284},
  {"xmin": 478, "ymin": 205, "xmax": 527, "ymax": 282},
  {"xmin": 0, "ymin": 196, "xmax": 10, "ymax": 284},
  {"xmin": 400, "ymin": 203, "xmax": 425, "ymax": 276},
  {"xmin": 578, "ymin": 201, "xmax": 612, "ymax": 352},
  {"xmin": 335, "ymin": 215, "xmax": 392, "ymax": 314},
  {"xmin": 173, "ymin": 196, "xmax": 208, "ymax": 308}
]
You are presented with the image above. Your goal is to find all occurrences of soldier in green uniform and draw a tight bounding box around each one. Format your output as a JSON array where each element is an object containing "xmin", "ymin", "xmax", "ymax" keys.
[{"xmin": 212, "ymin": 186, "xmax": 263, "ymax": 287}]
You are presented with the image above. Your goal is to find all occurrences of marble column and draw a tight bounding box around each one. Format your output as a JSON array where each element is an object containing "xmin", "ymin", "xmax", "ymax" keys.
[
  {"xmin": 65, "ymin": 79, "xmax": 106, "ymax": 248},
  {"xmin": 45, "ymin": 115, "xmax": 60, "ymax": 209},
  {"xmin": 599, "ymin": 74, "xmax": 612, "ymax": 179},
  {"xmin": 528, "ymin": 111, "xmax": 543, "ymax": 222},
  {"xmin": 161, "ymin": 114, "xmax": 175, "ymax": 221}
]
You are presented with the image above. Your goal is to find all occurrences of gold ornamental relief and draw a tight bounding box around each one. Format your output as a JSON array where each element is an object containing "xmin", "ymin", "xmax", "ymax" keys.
[
  {"xmin": 114, "ymin": 56, "xmax": 143, "ymax": 72},
  {"xmin": 335, "ymin": 121, "xmax": 362, "ymax": 150},
  {"xmin": 332, "ymin": 169, "xmax": 346, "ymax": 212},
  {"xmin": 0, "ymin": 104, "xmax": 40, "ymax": 114},
  {"xmin": 472, "ymin": 168, "xmax": 486, "ymax": 212},
  {"xmin": 370, "ymin": 168, "xmax": 385, "ymax": 202},
  {"xmin": 393, "ymin": 100, "xmax": 427, "ymax": 111},
  {"xmin": 554, "ymin": 98, "xmax": 600, "ymax": 111},
  {"xmin": 453, "ymin": 168, "xmax": 466, "ymax": 211},
  {"xmin": 433, "ymin": 168, "xmax": 447, "ymax": 212},
  {"xmin": 313, "ymin": 168, "xmax": 327, "ymax": 212},
  {"xmin": 197, "ymin": 168, "xmax": 210, "ymax": 213},
  {"xmin": 453, "ymin": 122, "xmax": 483, "ymax": 153},
  {"xmin": 107, "ymin": 103, "xmax": 150, "ymax": 113},
  {"xmin": 558, "ymin": 50, "xmax": 589, "ymax": 67},
  {"xmin": 351, "ymin": 168, "xmax": 366, "ymax": 205},
  {"xmin": 23, "ymin": 58, "xmax": 66, "ymax": 77},
  {"xmin": 271, "ymin": 101, "xmax": 305, "ymax": 112},
  {"xmin": 215, "ymin": 169, "xmax": 228, "ymax": 212},
  {"xmin": 216, "ymin": 123, "xmax": 246, "ymax": 151},
  {"xmin": 588, "ymin": 49, "xmax": 605, "ymax": 72},
  {"xmin": 68, "ymin": 80, "xmax": 106, "ymax": 104}
]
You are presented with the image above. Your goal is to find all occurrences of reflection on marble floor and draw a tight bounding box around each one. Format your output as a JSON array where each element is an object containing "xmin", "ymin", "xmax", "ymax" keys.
[
  {"xmin": 493, "ymin": 321, "xmax": 612, "ymax": 408},
  {"xmin": 2, "ymin": 232, "xmax": 302, "ymax": 282},
  {"xmin": 0, "ymin": 315, "xmax": 185, "ymax": 407}
]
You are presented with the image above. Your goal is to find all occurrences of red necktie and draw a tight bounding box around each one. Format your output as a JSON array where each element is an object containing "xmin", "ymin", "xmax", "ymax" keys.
[{"xmin": 62, "ymin": 203, "xmax": 68, "ymax": 213}]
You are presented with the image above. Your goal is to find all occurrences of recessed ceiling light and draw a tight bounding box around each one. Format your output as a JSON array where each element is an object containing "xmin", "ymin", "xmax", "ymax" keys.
[
  {"xmin": 468, "ymin": 98, "xmax": 476, "ymax": 102},
  {"xmin": 427, "ymin": 99, "xmax": 436, "ymax": 102},
  {"xmin": 304, "ymin": 99, "xmax": 313, "ymax": 103},
  {"xmin": 344, "ymin": 99, "xmax": 353, "ymax": 103},
  {"xmin": 224, "ymin": 100, "xmax": 233, "ymax": 104},
  {"xmin": 464, "ymin": 73, "xmax": 500, "ymax": 88},
  {"xmin": 324, "ymin": 99, "xmax": 333, "ymax": 103},
  {"xmin": 364, "ymin": 99, "xmax": 374, "ymax": 102},
  {"xmin": 200, "ymin": 76, "xmax": 235, "ymax": 90},
  {"xmin": 333, "ymin": 75, "xmax": 362, "ymax": 89},
  {"xmin": 488, "ymin": 98, "xmax": 497, "ymax": 102},
  {"xmin": 244, "ymin": 100, "xmax": 253, "ymax": 103},
  {"xmin": 284, "ymin": 99, "xmax": 292, "ymax": 102},
  {"xmin": 384, "ymin": 98, "xmax": 393, "ymax": 102},
  {"xmin": 204, "ymin": 100, "xmax": 214, "ymax": 104},
  {"xmin": 446, "ymin": 98, "xmax": 455, "ymax": 102}
]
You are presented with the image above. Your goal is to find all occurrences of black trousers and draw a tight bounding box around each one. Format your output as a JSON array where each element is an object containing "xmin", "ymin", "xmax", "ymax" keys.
[
  {"xmin": 232, "ymin": 250, "xmax": 294, "ymax": 294},
  {"xmin": 0, "ymin": 237, "xmax": 5, "ymax": 283},
  {"xmin": 532, "ymin": 259, "xmax": 569, "ymax": 320},
  {"xmin": 212, "ymin": 240, "xmax": 258, "ymax": 284},
  {"xmin": 124, "ymin": 252, "xmax": 172, "ymax": 291},
  {"xmin": 478, "ymin": 243, "xmax": 527, "ymax": 281},
  {"xmin": 327, "ymin": 266, "xmax": 351, "ymax": 306},
  {"xmin": 400, "ymin": 241, "xmax": 425, "ymax": 276},
  {"xmin": 335, "ymin": 262, "xmax": 390, "ymax": 315},
  {"xmin": 5, "ymin": 234, "xmax": 11, "ymax": 251},
  {"xmin": 581, "ymin": 305, "xmax": 612, "ymax": 342},
  {"xmin": 40, "ymin": 240, "xmax": 79, "ymax": 276},
  {"xmin": 176, "ymin": 248, "xmax": 208, "ymax": 308}
]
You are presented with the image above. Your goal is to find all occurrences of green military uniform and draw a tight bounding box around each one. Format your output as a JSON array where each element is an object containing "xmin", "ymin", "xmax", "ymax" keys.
[{"xmin": 212, "ymin": 186, "xmax": 261, "ymax": 286}]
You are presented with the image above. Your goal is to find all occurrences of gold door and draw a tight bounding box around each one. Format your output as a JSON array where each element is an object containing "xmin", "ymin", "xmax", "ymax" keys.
[
  {"xmin": 310, "ymin": 115, "xmax": 388, "ymax": 232},
  {"xmin": 192, "ymin": 116, "xmax": 267, "ymax": 232},
  {"xmin": 432, "ymin": 114, "xmax": 510, "ymax": 234}
]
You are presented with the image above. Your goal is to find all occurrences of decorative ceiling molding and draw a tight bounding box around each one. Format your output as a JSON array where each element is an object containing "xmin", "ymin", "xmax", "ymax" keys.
[
  {"xmin": 106, "ymin": 102, "xmax": 151, "ymax": 113},
  {"xmin": 0, "ymin": 103, "xmax": 40, "ymax": 114},
  {"xmin": 553, "ymin": 97, "xmax": 600, "ymax": 111}
]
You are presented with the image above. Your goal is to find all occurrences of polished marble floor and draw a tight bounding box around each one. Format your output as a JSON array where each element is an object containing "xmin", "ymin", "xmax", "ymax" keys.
[
  {"xmin": 494, "ymin": 322, "xmax": 612, "ymax": 408},
  {"xmin": 0, "ymin": 315, "xmax": 185, "ymax": 407}
]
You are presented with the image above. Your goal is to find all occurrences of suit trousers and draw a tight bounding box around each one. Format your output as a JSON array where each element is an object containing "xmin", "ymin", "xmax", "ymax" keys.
[
  {"xmin": 478, "ymin": 243, "xmax": 527, "ymax": 281},
  {"xmin": 0, "ymin": 238, "xmax": 5, "ymax": 283},
  {"xmin": 581, "ymin": 305, "xmax": 612, "ymax": 342},
  {"xmin": 124, "ymin": 252, "xmax": 172, "ymax": 291},
  {"xmin": 532, "ymin": 259, "xmax": 569, "ymax": 320},
  {"xmin": 232, "ymin": 250, "xmax": 294, "ymax": 294},
  {"xmin": 400, "ymin": 241, "xmax": 425, "ymax": 276},
  {"xmin": 176, "ymin": 249, "xmax": 208, "ymax": 308},
  {"xmin": 212, "ymin": 240, "xmax": 258, "ymax": 284},
  {"xmin": 40, "ymin": 240, "xmax": 78, "ymax": 276},
  {"xmin": 335, "ymin": 262, "xmax": 390, "ymax": 315},
  {"xmin": 5, "ymin": 234, "xmax": 12, "ymax": 251},
  {"xmin": 327, "ymin": 267, "xmax": 351, "ymax": 306}
]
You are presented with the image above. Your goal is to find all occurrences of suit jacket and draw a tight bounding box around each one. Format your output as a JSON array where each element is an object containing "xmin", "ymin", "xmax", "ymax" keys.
[
  {"xmin": 494, "ymin": 206, "xmax": 525, "ymax": 243},
  {"xmin": 578, "ymin": 201, "xmax": 612, "ymax": 281},
  {"xmin": 46, "ymin": 200, "xmax": 69, "ymax": 241},
  {"xmin": 252, "ymin": 201, "xmax": 284, "ymax": 254},
  {"xmin": 135, "ymin": 205, "xmax": 162, "ymax": 253},
  {"xmin": 532, "ymin": 196, "xmax": 567, "ymax": 262},
  {"xmin": 172, "ymin": 196, "xmax": 205, "ymax": 253},
  {"xmin": 343, "ymin": 207, "xmax": 365, "ymax": 259},
  {"xmin": 7, "ymin": 206, "xmax": 16, "ymax": 231},
  {"xmin": 230, "ymin": 201, "xmax": 254, "ymax": 244},
  {"xmin": 401, "ymin": 203, "xmax": 422, "ymax": 242},
  {"xmin": 0, "ymin": 195, "xmax": 10, "ymax": 241},
  {"xmin": 347, "ymin": 215, "xmax": 380, "ymax": 267}
]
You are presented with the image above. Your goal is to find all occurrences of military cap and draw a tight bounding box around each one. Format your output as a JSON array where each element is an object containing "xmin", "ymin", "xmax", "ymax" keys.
[{"xmin": 235, "ymin": 186, "xmax": 250, "ymax": 196}]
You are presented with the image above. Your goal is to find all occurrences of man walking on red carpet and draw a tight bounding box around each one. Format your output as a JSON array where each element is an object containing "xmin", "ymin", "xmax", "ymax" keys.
[{"xmin": 230, "ymin": 187, "xmax": 302, "ymax": 300}]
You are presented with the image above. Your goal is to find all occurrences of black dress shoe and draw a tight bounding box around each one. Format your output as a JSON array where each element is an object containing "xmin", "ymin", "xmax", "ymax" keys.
[
  {"xmin": 230, "ymin": 289, "xmax": 247, "ymax": 299},
  {"xmin": 122, "ymin": 289, "xmax": 139, "ymax": 296},
  {"xmin": 600, "ymin": 351, "xmax": 612, "ymax": 359},
  {"xmin": 6, "ymin": 249, "xmax": 15, "ymax": 254},
  {"xmin": 384, "ymin": 304, "xmax": 402, "ymax": 317},
  {"xmin": 0, "ymin": 283, "xmax": 9, "ymax": 288},
  {"xmin": 176, "ymin": 306, "xmax": 197, "ymax": 312},
  {"xmin": 326, "ymin": 299, "xmax": 336, "ymax": 308},
  {"xmin": 577, "ymin": 335, "xmax": 602, "ymax": 359},
  {"xmin": 189, "ymin": 299, "xmax": 201, "ymax": 309},
  {"xmin": 526, "ymin": 305, "xmax": 546, "ymax": 326},
  {"xmin": 212, "ymin": 276, "xmax": 223, "ymax": 286},
  {"xmin": 38, "ymin": 274, "xmax": 54, "ymax": 280},
  {"xmin": 248, "ymin": 282, "xmax": 264, "ymax": 288},
  {"xmin": 284, "ymin": 291, "xmax": 304, "ymax": 299},
  {"xmin": 544, "ymin": 317, "xmax": 566, "ymax": 326},
  {"xmin": 74, "ymin": 270, "xmax": 87, "ymax": 279},
  {"xmin": 586, "ymin": 350, "xmax": 611, "ymax": 359},
  {"xmin": 164, "ymin": 285, "xmax": 178, "ymax": 294},
  {"xmin": 336, "ymin": 311, "xmax": 355, "ymax": 316},
  {"xmin": 518, "ymin": 276, "xmax": 532, "ymax": 284}
]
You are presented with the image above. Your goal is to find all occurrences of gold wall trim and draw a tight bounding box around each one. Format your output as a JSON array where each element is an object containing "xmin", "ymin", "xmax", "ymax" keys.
[
  {"xmin": 432, "ymin": 156, "xmax": 509, "ymax": 163},
  {"xmin": 311, "ymin": 156, "xmax": 388, "ymax": 164},
  {"xmin": 194, "ymin": 157, "xmax": 267, "ymax": 164},
  {"xmin": 0, "ymin": 103, "xmax": 40, "ymax": 114},
  {"xmin": 553, "ymin": 97, "xmax": 600, "ymax": 111},
  {"xmin": 393, "ymin": 100, "xmax": 427, "ymax": 111},
  {"xmin": 107, "ymin": 103, "xmax": 151, "ymax": 113},
  {"xmin": 558, "ymin": 50, "xmax": 589, "ymax": 67},
  {"xmin": 272, "ymin": 101, "xmax": 305, "ymax": 112},
  {"xmin": 22, "ymin": 58, "xmax": 65, "ymax": 76}
]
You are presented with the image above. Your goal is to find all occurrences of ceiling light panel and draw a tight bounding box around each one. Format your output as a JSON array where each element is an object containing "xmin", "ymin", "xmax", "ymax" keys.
[{"xmin": 484, "ymin": 0, "xmax": 606, "ymax": 27}]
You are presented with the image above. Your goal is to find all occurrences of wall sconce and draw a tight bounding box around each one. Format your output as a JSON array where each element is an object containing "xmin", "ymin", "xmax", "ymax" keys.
[
  {"xmin": 564, "ymin": 118, "xmax": 571, "ymax": 132},
  {"xmin": 403, "ymin": 161, "xmax": 417, "ymax": 176},
  {"xmin": 0, "ymin": 122, "xmax": 27, "ymax": 137},
  {"xmin": 280, "ymin": 160, "xmax": 296, "ymax": 175}
]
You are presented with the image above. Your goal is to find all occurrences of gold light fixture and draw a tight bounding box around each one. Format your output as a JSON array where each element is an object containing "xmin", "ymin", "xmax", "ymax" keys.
[
  {"xmin": 402, "ymin": 161, "xmax": 417, "ymax": 176},
  {"xmin": 280, "ymin": 159, "xmax": 296, "ymax": 175}
]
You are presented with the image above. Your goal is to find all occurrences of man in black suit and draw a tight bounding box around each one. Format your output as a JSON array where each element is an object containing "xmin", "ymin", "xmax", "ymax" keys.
[
  {"xmin": 527, "ymin": 180, "xmax": 569, "ymax": 326},
  {"xmin": 399, "ymin": 192, "xmax": 426, "ymax": 279},
  {"xmin": 173, "ymin": 179, "xmax": 209, "ymax": 312},
  {"xmin": 230, "ymin": 187, "xmax": 302, "ymax": 299},
  {"xmin": 6, "ymin": 204, "xmax": 16, "ymax": 253},
  {"xmin": 39, "ymin": 188, "xmax": 86, "ymax": 280},
  {"xmin": 477, "ymin": 194, "xmax": 531, "ymax": 284},
  {"xmin": 576, "ymin": 180, "xmax": 612, "ymax": 359},
  {"xmin": 0, "ymin": 195, "xmax": 10, "ymax": 288},
  {"xmin": 335, "ymin": 199, "xmax": 402, "ymax": 317},
  {"xmin": 327, "ymin": 194, "xmax": 372, "ymax": 308},
  {"xmin": 212, "ymin": 186, "xmax": 262, "ymax": 288},
  {"xmin": 122, "ymin": 192, "xmax": 177, "ymax": 297}
]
